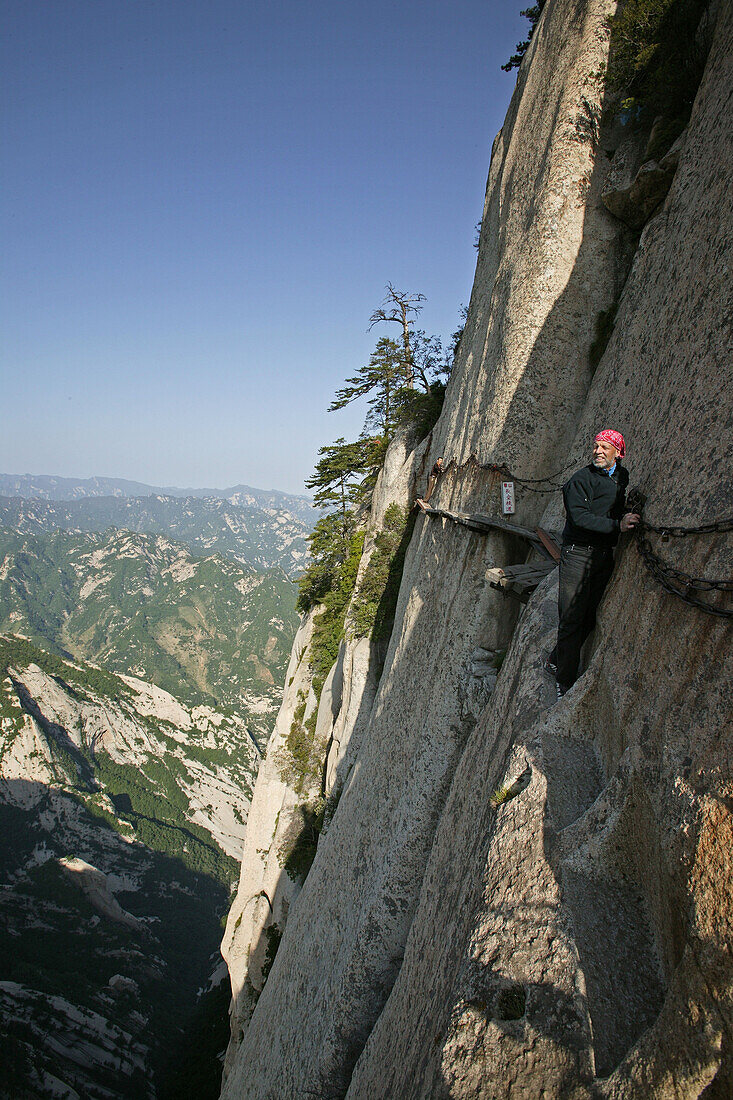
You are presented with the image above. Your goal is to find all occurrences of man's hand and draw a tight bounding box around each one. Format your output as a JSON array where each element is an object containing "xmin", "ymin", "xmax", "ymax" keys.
[{"xmin": 620, "ymin": 512, "xmax": 641, "ymax": 532}]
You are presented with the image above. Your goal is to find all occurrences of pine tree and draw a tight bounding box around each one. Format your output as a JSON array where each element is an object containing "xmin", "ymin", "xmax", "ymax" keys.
[
  {"xmin": 304, "ymin": 437, "xmax": 370, "ymax": 543},
  {"xmin": 328, "ymin": 338, "xmax": 409, "ymax": 437},
  {"xmin": 368, "ymin": 284, "xmax": 426, "ymax": 386}
]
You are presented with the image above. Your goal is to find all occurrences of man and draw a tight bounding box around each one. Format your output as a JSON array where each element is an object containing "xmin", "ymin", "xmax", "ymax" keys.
[
  {"xmin": 422, "ymin": 457, "xmax": 444, "ymax": 504},
  {"xmin": 549, "ymin": 429, "xmax": 640, "ymax": 698}
]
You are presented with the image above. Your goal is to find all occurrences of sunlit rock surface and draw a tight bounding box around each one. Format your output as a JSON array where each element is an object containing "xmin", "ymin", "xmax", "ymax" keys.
[{"xmin": 221, "ymin": 0, "xmax": 732, "ymax": 1096}]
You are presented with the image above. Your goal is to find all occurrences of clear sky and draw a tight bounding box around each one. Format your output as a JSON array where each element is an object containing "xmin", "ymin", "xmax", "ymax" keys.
[{"xmin": 2, "ymin": 1, "xmax": 527, "ymax": 495}]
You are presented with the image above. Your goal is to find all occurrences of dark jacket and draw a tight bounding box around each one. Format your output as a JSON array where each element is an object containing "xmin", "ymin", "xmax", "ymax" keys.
[{"xmin": 561, "ymin": 463, "xmax": 629, "ymax": 549}]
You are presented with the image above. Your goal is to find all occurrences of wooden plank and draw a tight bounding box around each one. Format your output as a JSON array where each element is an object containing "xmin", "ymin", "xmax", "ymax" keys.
[
  {"xmin": 423, "ymin": 506, "xmax": 540, "ymax": 542},
  {"xmin": 497, "ymin": 563, "xmax": 555, "ymax": 579},
  {"xmin": 467, "ymin": 512, "xmax": 540, "ymax": 541},
  {"xmin": 535, "ymin": 527, "xmax": 561, "ymax": 562}
]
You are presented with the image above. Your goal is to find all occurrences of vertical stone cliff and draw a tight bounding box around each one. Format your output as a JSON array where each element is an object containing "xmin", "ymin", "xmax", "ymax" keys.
[{"xmin": 221, "ymin": 0, "xmax": 732, "ymax": 1095}]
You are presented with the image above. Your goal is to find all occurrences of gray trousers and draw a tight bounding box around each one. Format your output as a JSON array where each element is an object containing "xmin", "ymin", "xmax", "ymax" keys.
[{"xmin": 550, "ymin": 543, "xmax": 614, "ymax": 689}]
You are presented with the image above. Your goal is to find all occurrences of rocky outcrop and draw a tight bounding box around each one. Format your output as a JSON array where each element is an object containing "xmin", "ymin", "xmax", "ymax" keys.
[
  {"xmin": 221, "ymin": 609, "xmax": 320, "ymax": 1066},
  {"xmin": 322, "ymin": 428, "xmax": 429, "ymax": 794},
  {"xmin": 601, "ymin": 127, "xmax": 688, "ymax": 230},
  {"xmin": 221, "ymin": 428, "xmax": 428, "ymax": 1069},
  {"xmin": 221, "ymin": 0, "xmax": 732, "ymax": 1096},
  {"xmin": 3, "ymin": 660, "xmax": 258, "ymax": 859},
  {"xmin": 58, "ymin": 858, "xmax": 143, "ymax": 929}
]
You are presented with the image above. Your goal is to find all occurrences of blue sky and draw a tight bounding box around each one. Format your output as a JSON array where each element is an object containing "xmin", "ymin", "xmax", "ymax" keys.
[{"xmin": 2, "ymin": 1, "xmax": 527, "ymax": 495}]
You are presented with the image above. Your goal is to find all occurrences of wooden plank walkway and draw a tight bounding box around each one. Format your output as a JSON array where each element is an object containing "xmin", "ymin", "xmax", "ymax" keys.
[
  {"xmin": 416, "ymin": 502, "xmax": 538, "ymax": 541},
  {"xmin": 487, "ymin": 561, "xmax": 557, "ymax": 603},
  {"xmin": 415, "ymin": 501, "xmax": 561, "ymax": 601}
]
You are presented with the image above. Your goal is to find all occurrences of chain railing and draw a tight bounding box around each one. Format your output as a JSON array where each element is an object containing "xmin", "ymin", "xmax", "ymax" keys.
[
  {"xmin": 426, "ymin": 468, "xmax": 733, "ymax": 618},
  {"xmin": 625, "ymin": 489, "xmax": 733, "ymax": 618},
  {"xmin": 440, "ymin": 454, "xmax": 575, "ymax": 494}
]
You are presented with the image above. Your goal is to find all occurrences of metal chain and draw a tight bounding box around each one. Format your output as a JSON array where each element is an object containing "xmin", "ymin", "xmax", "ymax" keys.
[
  {"xmin": 640, "ymin": 517, "xmax": 733, "ymax": 538},
  {"xmin": 442, "ymin": 456, "xmax": 572, "ymax": 494},
  {"xmin": 636, "ymin": 535, "xmax": 733, "ymax": 619},
  {"xmin": 434, "ymin": 463, "xmax": 732, "ymax": 615}
]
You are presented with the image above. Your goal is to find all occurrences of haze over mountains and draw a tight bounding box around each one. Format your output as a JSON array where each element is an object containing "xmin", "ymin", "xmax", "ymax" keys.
[
  {"xmin": 0, "ymin": 474, "xmax": 315, "ymax": 525},
  {"xmin": 0, "ymin": 473, "xmax": 317, "ymax": 579}
]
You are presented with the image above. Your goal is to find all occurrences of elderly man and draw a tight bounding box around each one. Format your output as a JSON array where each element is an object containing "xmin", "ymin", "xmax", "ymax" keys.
[{"xmin": 549, "ymin": 429, "xmax": 640, "ymax": 698}]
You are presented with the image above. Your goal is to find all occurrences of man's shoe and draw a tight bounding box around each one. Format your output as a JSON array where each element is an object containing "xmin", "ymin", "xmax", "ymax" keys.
[
  {"xmin": 544, "ymin": 655, "xmax": 557, "ymax": 678},
  {"xmin": 556, "ymin": 681, "xmax": 569, "ymax": 701}
]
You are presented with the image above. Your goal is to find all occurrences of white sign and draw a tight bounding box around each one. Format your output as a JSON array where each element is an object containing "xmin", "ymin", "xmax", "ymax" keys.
[{"xmin": 501, "ymin": 481, "xmax": 515, "ymax": 514}]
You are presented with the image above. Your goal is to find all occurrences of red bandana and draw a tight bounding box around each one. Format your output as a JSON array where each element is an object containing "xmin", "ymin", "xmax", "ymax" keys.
[{"xmin": 594, "ymin": 429, "xmax": 625, "ymax": 457}]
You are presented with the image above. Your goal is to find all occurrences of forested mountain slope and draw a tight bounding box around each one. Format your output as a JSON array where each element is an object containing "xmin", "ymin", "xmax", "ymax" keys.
[
  {"xmin": 0, "ymin": 527, "xmax": 298, "ymax": 733},
  {"xmin": 0, "ymin": 635, "xmax": 258, "ymax": 1098},
  {"xmin": 0, "ymin": 492, "xmax": 311, "ymax": 578}
]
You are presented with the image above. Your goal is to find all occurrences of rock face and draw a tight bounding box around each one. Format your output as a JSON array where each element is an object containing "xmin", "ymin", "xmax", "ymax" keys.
[
  {"xmin": 220, "ymin": 428, "xmax": 427, "ymax": 1069},
  {"xmin": 221, "ymin": 0, "xmax": 732, "ymax": 1096}
]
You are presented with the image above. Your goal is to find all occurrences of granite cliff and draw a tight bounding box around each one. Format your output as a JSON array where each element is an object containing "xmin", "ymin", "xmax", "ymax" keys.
[{"xmin": 222, "ymin": 0, "xmax": 732, "ymax": 1096}]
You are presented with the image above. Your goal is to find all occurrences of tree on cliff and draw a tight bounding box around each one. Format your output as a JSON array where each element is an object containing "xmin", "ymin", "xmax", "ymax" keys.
[
  {"xmin": 329, "ymin": 338, "xmax": 409, "ymax": 437},
  {"xmin": 368, "ymin": 284, "xmax": 426, "ymax": 387},
  {"xmin": 502, "ymin": 2, "xmax": 546, "ymax": 71},
  {"xmin": 305, "ymin": 437, "xmax": 370, "ymax": 541}
]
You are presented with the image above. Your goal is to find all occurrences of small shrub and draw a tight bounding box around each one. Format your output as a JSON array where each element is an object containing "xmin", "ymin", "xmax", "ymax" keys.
[
  {"xmin": 393, "ymin": 381, "xmax": 447, "ymax": 440},
  {"xmin": 277, "ymin": 798, "xmax": 327, "ymax": 883},
  {"xmin": 352, "ymin": 505, "xmax": 414, "ymax": 641},
  {"xmin": 275, "ymin": 692, "xmax": 320, "ymax": 793},
  {"xmin": 604, "ymin": 0, "xmax": 709, "ymax": 123}
]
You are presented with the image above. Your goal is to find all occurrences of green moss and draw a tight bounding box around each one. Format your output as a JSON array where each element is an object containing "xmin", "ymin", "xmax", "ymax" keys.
[
  {"xmin": 277, "ymin": 797, "xmax": 327, "ymax": 883},
  {"xmin": 605, "ymin": 0, "xmax": 709, "ymax": 123},
  {"xmin": 352, "ymin": 505, "xmax": 414, "ymax": 640}
]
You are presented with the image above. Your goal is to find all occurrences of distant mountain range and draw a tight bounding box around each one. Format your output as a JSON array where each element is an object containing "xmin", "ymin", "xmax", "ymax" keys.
[
  {"xmin": 0, "ymin": 526, "xmax": 299, "ymax": 727},
  {"xmin": 0, "ymin": 473, "xmax": 316, "ymax": 526},
  {"xmin": 0, "ymin": 493, "xmax": 310, "ymax": 578}
]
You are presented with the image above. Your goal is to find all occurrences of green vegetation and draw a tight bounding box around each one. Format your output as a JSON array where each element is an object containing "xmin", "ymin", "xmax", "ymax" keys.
[
  {"xmin": 309, "ymin": 530, "xmax": 365, "ymax": 697},
  {"xmin": 92, "ymin": 751, "xmax": 238, "ymax": 883},
  {"xmin": 275, "ymin": 691, "xmax": 321, "ymax": 793},
  {"xmin": 0, "ymin": 491, "xmax": 313, "ymax": 578},
  {"xmin": 352, "ymin": 505, "xmax": 414, "ymax": 641},
  {"xmin": 279, "ymin": 291, "xmax": 461, "ymax": 882},
  {"xmin": 0, "ymin": 526, "xmax": 299, "ymax": 719},
  {"xmin": 305, "ymin": 438, "xmax": 372, "ymax": 544},
  {"xmin": 0, "ymin": 632, "xmax": 133, "ymax": 702},
  {"xmin": 604, "ymin": 0, "xmax": 709, "ymax": 123},
  {"xmin": 502, "ymin": 3, "xmax": 546, "ymax": 72},
  {"xmin": 0, "ymin": 791, "xmax": 232, "ymax": 1100}
]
